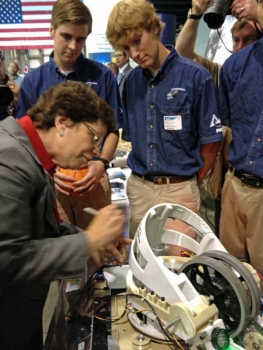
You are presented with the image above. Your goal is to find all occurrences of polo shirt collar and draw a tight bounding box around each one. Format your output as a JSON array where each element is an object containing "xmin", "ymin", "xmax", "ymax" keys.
[
  {"xmin": 49, "ymin": 51, "xmax": 84, "ymax": 75},
  {"xmin": 142, "ymin": 45, "xmax": 178, "ymax": 81}
]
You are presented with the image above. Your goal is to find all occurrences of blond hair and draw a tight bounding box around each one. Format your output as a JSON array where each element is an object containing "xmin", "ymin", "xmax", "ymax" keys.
[
  {"xmin": 231, "ymin": 19, "xmax": 259, "ymax": 38},
  {"xmin": 51, "ymin": 0, "xmax": 92, "ymax": 34},
  {"xmin": 106, "ymin": 0, "xmax": 164, "ymax": 48}
]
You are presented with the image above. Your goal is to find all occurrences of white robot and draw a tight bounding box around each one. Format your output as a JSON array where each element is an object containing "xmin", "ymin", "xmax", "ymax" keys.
[{"xmin": 126, "ymin": 204, "xmax": 263, "ymax": 350}]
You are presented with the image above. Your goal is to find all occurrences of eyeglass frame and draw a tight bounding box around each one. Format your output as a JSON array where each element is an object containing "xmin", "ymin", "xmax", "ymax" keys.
[
  {"xmin": 114, "ymin": 54, "xmax": 125, "ymax": 58},
  {"xmin": 82, "ymin": 122, "xmax": 100, "ymax": 144}
]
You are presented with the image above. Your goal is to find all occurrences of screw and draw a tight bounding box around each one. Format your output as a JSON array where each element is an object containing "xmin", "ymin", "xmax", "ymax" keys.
[{"xmin": 252, "ymin": 343, "xmax": 260, "ymax": 350}]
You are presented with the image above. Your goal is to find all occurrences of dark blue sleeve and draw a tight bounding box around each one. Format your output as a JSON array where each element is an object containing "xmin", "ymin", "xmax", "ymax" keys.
[
  {"xmin": 121, "ymin": 78, "xmax": 130, "ymax": 141},
  {"xmin": 15, "ymin": 76, "xmax": 35, "ymax": 119},
  {"xmin": 197, "ymin": 73, "xmax": 222, "ymax": 144},
  {"xmin": 218, "ymin": 63, "xmax": 231, "ymax": 128},
  {"xmin": 104, "ymin": 70, "xmax": 122, "ymax": 130}
]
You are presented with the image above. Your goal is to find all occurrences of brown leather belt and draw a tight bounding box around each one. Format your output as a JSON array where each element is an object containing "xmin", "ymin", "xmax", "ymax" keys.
[
  {"xmin": 132, "ymin": 171, "xmax": 193, "ymax": 185},
  {"xmin": 230, "ymin": 167, "xmax": 263, "ymax": 188}
]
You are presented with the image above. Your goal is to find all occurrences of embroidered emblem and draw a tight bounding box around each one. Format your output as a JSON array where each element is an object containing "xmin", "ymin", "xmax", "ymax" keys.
[
  {"xmin": 167, "ymin": 88, "xmax": 185, "ymax": 100},
  {"xmin": 85, "ymin": 82, "xmax": 98, "ymax": 87},
  {"xmin": 210, "ymin": 114, "xmax": 221, "ymax": 127}
]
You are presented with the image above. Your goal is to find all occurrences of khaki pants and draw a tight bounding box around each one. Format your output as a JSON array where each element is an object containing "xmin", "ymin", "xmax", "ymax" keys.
[
  {"xmin": 127, "ymin": 174, "xmax": 200, "ymax": 255},
  {"xmin": 56, "ymin": 173, "xmax": 111, "ymax": 230},
  {"xmin": 220, "ymin": 170, "xmax": 263, "ymax": 274}
]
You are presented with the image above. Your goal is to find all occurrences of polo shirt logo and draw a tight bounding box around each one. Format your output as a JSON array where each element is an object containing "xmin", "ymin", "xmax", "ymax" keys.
[
  {"xmin": 210, "ymin": 114, "xmax": 221, "ymax": 127},
  {"xmin": 167, "ymin": 88, "xmax": 185, "ymax": 100}
]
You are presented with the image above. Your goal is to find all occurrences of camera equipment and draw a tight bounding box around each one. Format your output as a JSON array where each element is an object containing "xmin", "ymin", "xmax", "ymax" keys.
[
  {"xmin": 204, "ymin": 0, "xmax": 232, "ymax": 29},
  {"xmin": 0, "ymin": 74, "xmax": 13, "ymax": 109},
  {"xmin": 0, "ymin": 86, "xmax": 13, "ymax": 110}
]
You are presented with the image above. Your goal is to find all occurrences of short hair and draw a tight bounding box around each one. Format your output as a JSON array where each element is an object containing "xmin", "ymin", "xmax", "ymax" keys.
[
  {"xmin": 107, "ymin": 62, "xmax": 119, "ymax": 76},
  {"xmin": 115, "ymin": 48, "xmax": 129, "ymax": 63},
  {"xmin": 27, "ymin": 81, "xmax": 115, "ymax": 133},
  {"xmin": 231, "ymin": 19, "xmax": 259, "ymax": 38},
  {"xmin": 8, "ymin": 61, "xmax": 19, "ymax": 70},
  {"xmin": 115, "ymin": 48, "xmax": 127, "ymax": 57},
  {"xmin": 51, "ymin": 0, "xmax": 92, "ymax": 34},
  {"xmin": 106, "ymin": 0, "xmax": 164, "ymax": 49}
]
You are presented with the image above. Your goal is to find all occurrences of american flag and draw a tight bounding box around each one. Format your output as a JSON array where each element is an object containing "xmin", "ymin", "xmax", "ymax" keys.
[{"xmin": 0, "ymin": 0, "xmax": 56, "ymax": 49}]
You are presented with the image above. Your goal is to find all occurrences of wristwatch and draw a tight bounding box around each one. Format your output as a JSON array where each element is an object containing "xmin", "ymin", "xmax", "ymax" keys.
[
  {"xmin": 97, "ymin": 157, "xmax": 110, "ymax": 170},
  {"xmin": 187, "ymin": 8, "xmax": 203, "ymax": 20}
]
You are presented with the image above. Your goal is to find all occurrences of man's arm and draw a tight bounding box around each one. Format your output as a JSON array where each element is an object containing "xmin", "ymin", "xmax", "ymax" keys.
[
  {"xmin": 83, "ymin": 130, "xmax": 119, "ymax": 192},
  {"xmin": 197, "ymin": 141, "xmax": 221, "ymax": 184},
  {"xmin": 176, "ymin": 0, "xmax": 212, "ymax": 61}
]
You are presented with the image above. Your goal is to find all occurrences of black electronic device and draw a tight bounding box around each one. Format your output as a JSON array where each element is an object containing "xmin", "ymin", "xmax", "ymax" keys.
[
  {"xmin": 0, "ymin": 74, "xmax": 13, "ymax": 109},
  {"xmin": 204, "ymin": 0, "xmax": 233, "ymax": 29}
]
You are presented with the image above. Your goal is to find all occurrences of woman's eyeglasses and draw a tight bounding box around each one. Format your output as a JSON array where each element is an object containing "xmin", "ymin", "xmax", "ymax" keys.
[{"xmin": 82, "ymin": 122, "xmax": 100, "ymax": 144}]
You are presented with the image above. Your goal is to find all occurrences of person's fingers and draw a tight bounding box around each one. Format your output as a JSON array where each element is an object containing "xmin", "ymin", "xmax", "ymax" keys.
[
  {"xmin": 73, "ymin": 181, "xmax": 98, "ymax": 195},
  {"xmin": 54, "ymin": 183, "xmax": 71, "ymax": 195},
  {"xmin": 118, "ymin": 245, "xmax": 128, "ymax": 263},
  {"xmin": 106, "ymin": 244, "xmax": 124, "ymax": 265},
  {"xmin": 117, "ymin": 237, "xmax": 133, "ymax": 246},
  {"xmin": 85, "ymin": 205, "xmax": 126, "ymax": 253},
  {"xmin": 54, "ymin": 171, "xmax": 75, "ymax": 182}
]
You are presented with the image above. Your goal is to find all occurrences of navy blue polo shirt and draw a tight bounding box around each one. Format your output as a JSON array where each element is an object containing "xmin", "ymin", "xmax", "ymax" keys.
[
  {"xmin": 121, "ymin": 46, "xmax": 222, "ymax": 176},
  {"xmin": 219, "ymin": 38, "xmax": 263, "ymax": 177},
  {"xmin": 16, "ymin": 52, "xmax": 121, "ymax": 128}
]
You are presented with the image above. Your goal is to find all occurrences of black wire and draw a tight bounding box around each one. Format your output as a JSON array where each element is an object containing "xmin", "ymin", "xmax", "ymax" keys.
[
  {"xmin": 94, "ymin": 294, "xmax": 127, "ymax": 323},
  {"xmin": 254, "ymin": 22, "xmax": 263, "ymax": 39},
  {"xmin": 216, "ymin": 29, "xmax": 233, "ymax": 53},
  {"xmin": 126, "ymin": 293, "xmax": 179, "ymax": 347}
]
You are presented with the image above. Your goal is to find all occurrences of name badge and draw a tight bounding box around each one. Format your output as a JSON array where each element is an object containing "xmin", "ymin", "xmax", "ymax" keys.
[{"xmin": 164, "ymin": 115, "xmax": 182, "ymax": 130}]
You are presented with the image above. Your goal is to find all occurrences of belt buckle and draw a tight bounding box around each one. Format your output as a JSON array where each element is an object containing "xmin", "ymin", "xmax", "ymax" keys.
[
  {"xmin": 241, "ymin": 174, "xmax": 261, "ymax": 187},
  {"xmin": 154, "ymin": 177, "xmax": 164, "ymax": 184},
  {"xmin": 240, "ymin": 174, "xmax": 251, "ymax": 186}
]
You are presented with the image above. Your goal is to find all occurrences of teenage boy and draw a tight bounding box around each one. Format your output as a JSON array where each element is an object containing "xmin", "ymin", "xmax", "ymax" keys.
[
  {"xmin": 218, "ymin": 0, "xmax": 263, "ymax": 281},
  {"xmin": 176, "ymin": 0, "xmax": 262, "ymax": 236},
  {"xmin": 16, "ymin": 0, "xmax": 121, "ymax": 229},
  {"xmin": 106, "ymin": 0, "xmax": 222, "ymax": 247}
]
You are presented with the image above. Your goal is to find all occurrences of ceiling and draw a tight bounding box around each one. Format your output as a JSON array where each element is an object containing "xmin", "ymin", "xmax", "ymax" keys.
[{"xmin": 149, "ymin": 0, "xmax": 192, "ymax": 31}]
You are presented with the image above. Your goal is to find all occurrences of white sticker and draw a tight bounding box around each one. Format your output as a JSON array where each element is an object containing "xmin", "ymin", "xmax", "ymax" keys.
[
  {"xmin": 164, "ymin": 115, "xmax": 182, "ymax": 130},
  {"xmin": 78, "ymin": 342, "xmax": 85, "ymax": 350}
]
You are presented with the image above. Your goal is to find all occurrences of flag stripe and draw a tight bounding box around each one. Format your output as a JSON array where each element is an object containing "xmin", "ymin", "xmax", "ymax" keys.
[
  {"xmin": 23, "ymin": 19, "xmax": 51, "ymax": 23},
  {"xmin": 23, "ymin": 14, "xmax": 52, "ymax": 19},
  {"xmin": 1, "ymin": 35, "xmax": 50, "ymax": 41},
  {"xmin": 22, "ymin": 2, "xmax": 55, "ymax": 5},
  {"xmin": 0, "ymin": 0, "xmax": 56, "ymax": 49},
  {"xmin": 0, "ymin": 27, "xmax": 49, "ymax": 32},
  {"xmin": 22, "ymin": 10, "xmax": 53, "ymax": 14}
]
